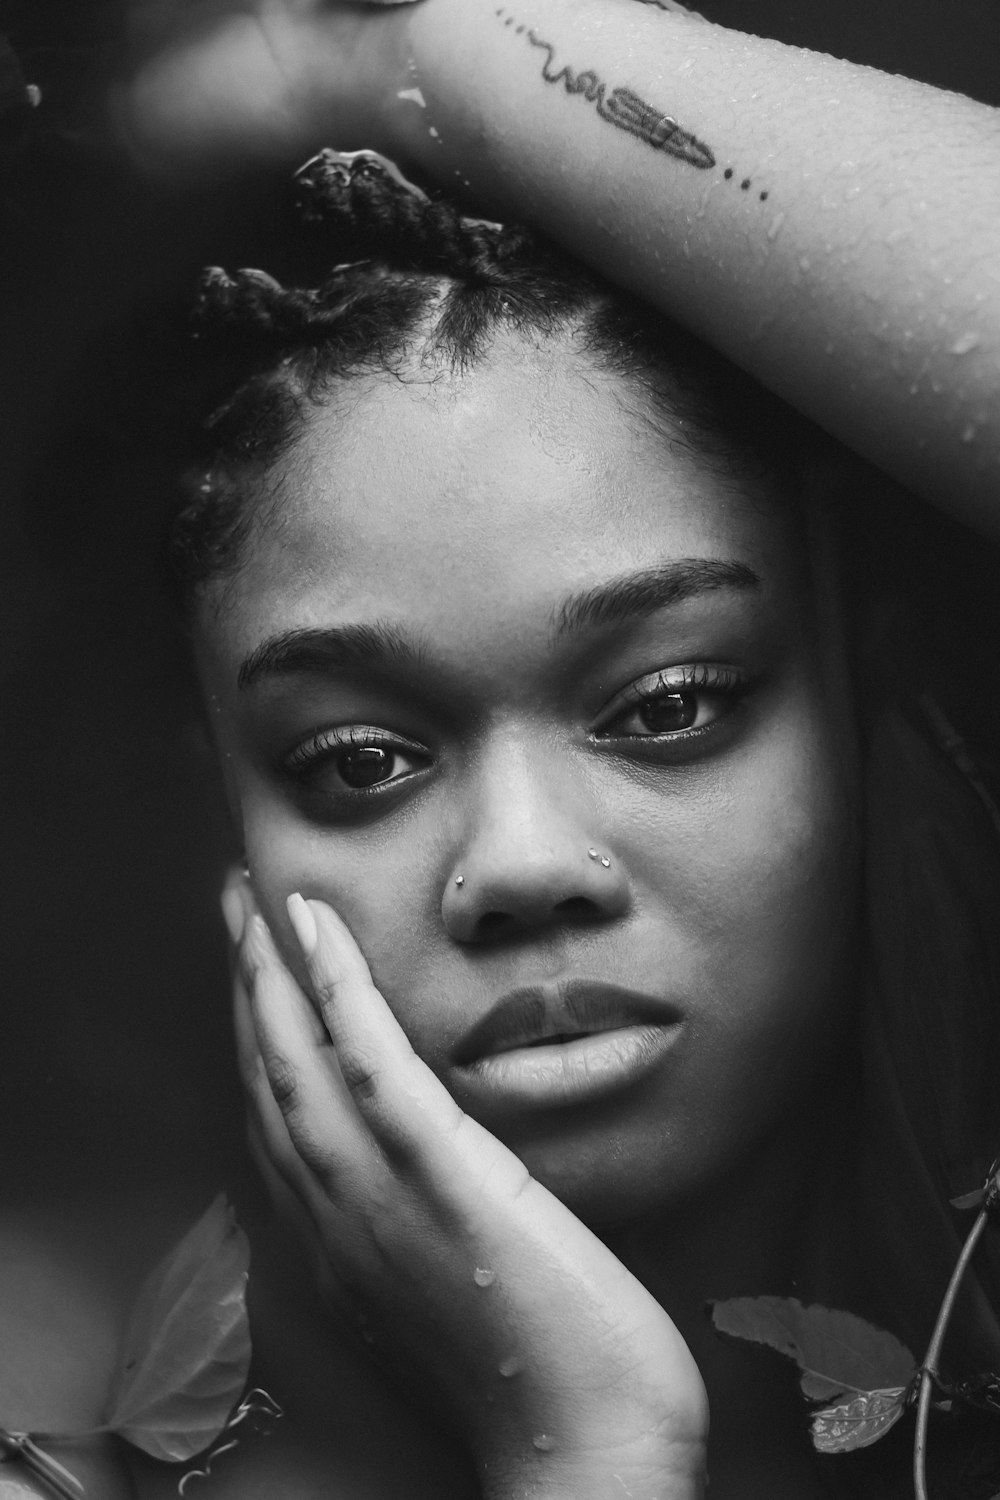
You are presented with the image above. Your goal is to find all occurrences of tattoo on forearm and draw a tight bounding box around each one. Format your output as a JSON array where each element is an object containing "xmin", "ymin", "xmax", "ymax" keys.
[{"xmin": 496, "ymin": 10, "xmax": 715, "ymax": 170}]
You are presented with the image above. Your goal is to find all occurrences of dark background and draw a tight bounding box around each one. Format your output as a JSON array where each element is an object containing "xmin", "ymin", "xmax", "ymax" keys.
[{"xmin": 1, "ymin": 0, "xmax": 999, "ymax": 1213}]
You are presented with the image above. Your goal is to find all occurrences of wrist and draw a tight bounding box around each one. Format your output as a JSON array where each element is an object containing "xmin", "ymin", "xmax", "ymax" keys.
[{"xmin": 478, "ymin": 1441, "xmax": 707, "ymax": 1500}]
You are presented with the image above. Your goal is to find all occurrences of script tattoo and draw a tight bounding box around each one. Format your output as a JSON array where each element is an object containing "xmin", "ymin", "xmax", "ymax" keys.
[
  {"xmin": 505, "ymin": 17, "xmax": 714, "ymax": 170},
  {"xmin": 632, "ymin": 0, "xmax": 699, "ymax": 13}
]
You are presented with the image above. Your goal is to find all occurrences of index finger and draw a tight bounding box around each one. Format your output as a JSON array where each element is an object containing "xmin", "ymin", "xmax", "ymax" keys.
[{"xmin": 286, "ymin": 893, "xmax": 466, "ymax": 1146}]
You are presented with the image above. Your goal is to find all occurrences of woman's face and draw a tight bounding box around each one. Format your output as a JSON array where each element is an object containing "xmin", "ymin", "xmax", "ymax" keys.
[{"xmin": 196, "ymin": 327, "xmax": 860, "ymax": 1224}]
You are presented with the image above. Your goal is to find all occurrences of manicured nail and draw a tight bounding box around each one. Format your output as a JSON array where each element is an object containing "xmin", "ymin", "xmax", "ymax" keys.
[
  {"xmin": 286, "ymin": 892, "xmax": 318, "ymax": 957},
  {"xmin": 220, "ymin": 884, "xmax": 245, "ymax": 945}
]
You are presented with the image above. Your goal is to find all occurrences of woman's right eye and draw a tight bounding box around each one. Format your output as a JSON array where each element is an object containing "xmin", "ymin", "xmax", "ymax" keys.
[{"xmin": 283, "ymin": 727, "xmax": 430, "ymax": 800}]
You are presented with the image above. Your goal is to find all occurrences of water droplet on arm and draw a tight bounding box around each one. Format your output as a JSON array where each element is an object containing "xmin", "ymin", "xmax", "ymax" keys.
[
  {"xmin": 473, "ymin": 1267, "xmax": 497, "ymax": 1287},
  {"xmin": 498, "ymin": 1356, "xmax": 521, "ymax": 1378},
  {"xmin": 532, "ymin": 1434, "xmax": 555, "ymax": 1452}
]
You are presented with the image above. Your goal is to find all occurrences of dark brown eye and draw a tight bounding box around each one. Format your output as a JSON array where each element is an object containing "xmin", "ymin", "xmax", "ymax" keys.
[
  {"xmin": 638, "ymin": 692, "xmax": 698, "ymax": 733},
  {"xmin": 337, "ymin": 745, "xmax": 396, "ymax": 788}
]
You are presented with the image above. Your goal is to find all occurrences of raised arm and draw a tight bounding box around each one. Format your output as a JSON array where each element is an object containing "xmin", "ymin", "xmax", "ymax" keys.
[{"xmin": 124, "ymin": 0, "xmax": 1000, "ymax": 528}]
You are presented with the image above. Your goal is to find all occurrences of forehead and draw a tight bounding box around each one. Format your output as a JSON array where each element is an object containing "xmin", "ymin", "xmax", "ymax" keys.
[{"xmin": 202, "ymin": 329, "xmax": 801, "ymax": 653}]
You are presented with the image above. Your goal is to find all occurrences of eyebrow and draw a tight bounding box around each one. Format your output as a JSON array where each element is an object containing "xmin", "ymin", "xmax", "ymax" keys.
[
  {"xmin": 552, "ymin": 559, "xmax": 762, "ymax": 638},
  {"xmin": 238, "ymin": 620, "xmax": 425, "ymax": 691},
  {"xmin": 237, "ymin": 558, "xmax": 762, "ymax": 690}
]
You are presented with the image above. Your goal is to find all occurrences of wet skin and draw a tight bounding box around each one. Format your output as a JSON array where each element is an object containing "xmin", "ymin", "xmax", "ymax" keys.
[{"xmin": 195, "ymin": 325, "xmax": 861, "ymax": 1228}]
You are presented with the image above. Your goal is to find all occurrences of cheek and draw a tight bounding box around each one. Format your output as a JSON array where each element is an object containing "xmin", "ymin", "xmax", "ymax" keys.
[
  {"xmin": 636, "ymin": 701, "xmax": 860, "ymax": 1040},
  {"xmin": 240, "ymin": 791, "xmax": 439, "ymax": 1002}
]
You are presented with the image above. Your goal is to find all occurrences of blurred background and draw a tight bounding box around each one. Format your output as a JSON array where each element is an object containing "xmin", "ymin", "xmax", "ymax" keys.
[{"xmin": 1, "ymin": 0, "xmax": 999, "ymax": 1218}]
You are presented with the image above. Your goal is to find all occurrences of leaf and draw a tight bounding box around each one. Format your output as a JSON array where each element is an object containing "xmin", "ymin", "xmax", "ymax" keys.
[
  {"xmin": 105, "ymin": 1196, "xmax": 251, "ymax": 1462},
  {"xmin": 711, "ymin": 1296, "xmax": 916, "ymax": 1401},
  {"xmin": 810, "ymin": 1387, "xmax": 908, "ymax": 1453},
  {"xmin": 951, "ymin": 1186, "xmax": 986, "ymax": 1211}
]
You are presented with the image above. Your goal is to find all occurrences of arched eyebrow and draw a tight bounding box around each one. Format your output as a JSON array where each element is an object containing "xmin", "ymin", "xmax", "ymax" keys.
[
  {"xmin": 552, "ymin": 559, "xmax": 761, "ymax": 639},
  {"xmin": 237, "ymin": 621, "xmax": 426, "ymax": 691}
]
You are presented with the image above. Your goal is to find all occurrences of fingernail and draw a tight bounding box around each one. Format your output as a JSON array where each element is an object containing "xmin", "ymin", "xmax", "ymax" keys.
[
  {"xmin": 286, "ymin": 892, "xmax": 318, "ymax": 957},
  {"xmin": 245, "ymin": 912, "xmax": 278, "ymax": 963},
  {"xmin": 221, "ymin": 884, "xmax": 246, "ymax": 945}
]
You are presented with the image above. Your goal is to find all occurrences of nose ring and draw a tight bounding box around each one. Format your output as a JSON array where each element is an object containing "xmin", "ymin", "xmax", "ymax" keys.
[
  {"xmin": 587, "ymin": 848, "xmax": 612, "ymax": 868},
  {"xmin": 454, "ymin": 875, "xmax": 465, "ymax": 888}
]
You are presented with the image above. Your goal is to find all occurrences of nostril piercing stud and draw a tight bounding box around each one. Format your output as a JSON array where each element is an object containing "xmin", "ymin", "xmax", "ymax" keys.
[
  {"xmin": 455, "ymin": 875, "xmax": 465, "ymax": 887},
  {"xmin": 587, "ymin": 848, "xmax": 599, "ymax": 860},
  {"xmin": 588, "ymin": 848, "xmax": 612, "ymax": 868},
  {"xmin": 601, "ymin": 856, "xmax": 611, "ymax": 868}
]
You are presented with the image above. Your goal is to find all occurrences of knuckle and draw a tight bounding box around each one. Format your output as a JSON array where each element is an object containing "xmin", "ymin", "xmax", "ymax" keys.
[
  {"xmin": 338, "ymin": 1045, "xmax": 382, "ymax": 1102},
  {"xmin": 313, "ymin": 973, "xmax": 343, "ymax": 1020},
  {"xmin": 264, "ymin": 1053, "xmax": 301, "ymax": 1113}
]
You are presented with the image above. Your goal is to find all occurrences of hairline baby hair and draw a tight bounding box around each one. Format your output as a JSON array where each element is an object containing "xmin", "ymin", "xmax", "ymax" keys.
[{"xmin": 169, "ymin": 151, "xmax": 828, "ymax": 611}]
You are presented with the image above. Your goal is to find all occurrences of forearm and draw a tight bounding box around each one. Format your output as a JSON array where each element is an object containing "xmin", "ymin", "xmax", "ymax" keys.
[{"xmin": 397, "ymin": 0, "xmax": 1000, "ymax": 528}]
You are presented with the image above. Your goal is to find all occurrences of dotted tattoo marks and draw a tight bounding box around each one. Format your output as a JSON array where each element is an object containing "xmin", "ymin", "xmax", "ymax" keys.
[
  {"xmin": 723, "ymin": 166, "xmax": 769, "ymax": 201},
  {"xmin": 496, "ymin": 9, "xmax": 715, "ymax": 170}
]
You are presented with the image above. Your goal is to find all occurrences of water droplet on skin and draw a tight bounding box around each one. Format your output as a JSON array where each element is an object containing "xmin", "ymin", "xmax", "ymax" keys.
[
  {"xmin": 428, "ymin": 126, "xmax": 440, "ymax": 139},
  {"xmin": 962, "ymin": 422, "xmax": 978, "ymax": 442},
  {"xmin": 498, "ymin": 1356, "xmax": 521, "ymax": 1378},
  {"xmin": 798, "ymin": 255, "xmax": 811, "ymax": 272},
  {"xmin": 473, "ymin": 1267, "xmax": 496, "ymax": 1287},
  {"xmin": 951, "ymin": 332, "xmax": 980, "ymax": 355},
  {"xmin": 766, "ymin": 211, "xmax": 786, "ymax": 241},
  {"xmin": 397, "ymin": 86, "xmax": 427, "ymax": 108},
  {"xmin": 532, "ymin": 1434, "xmax": 555, "ymax": 1452}
]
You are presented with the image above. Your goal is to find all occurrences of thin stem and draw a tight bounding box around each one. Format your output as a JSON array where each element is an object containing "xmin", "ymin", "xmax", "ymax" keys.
[
  {"xmin": 0, "ymin": 1428, "xmax": 86, "ymax": 1500},
  {"xmin": 913, "ymin": 1207, "xmax": 989, "ymax": 1500}
]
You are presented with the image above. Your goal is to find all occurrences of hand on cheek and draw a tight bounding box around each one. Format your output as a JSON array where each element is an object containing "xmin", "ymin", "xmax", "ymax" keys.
[{"xmin": 221, "ymin": 869, "xmax": 709, "ymax": 1500}]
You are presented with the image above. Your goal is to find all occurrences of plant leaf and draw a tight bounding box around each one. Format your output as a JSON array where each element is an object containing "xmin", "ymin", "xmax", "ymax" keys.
[
  {"xmin": 105, "ymin": 1196, "xmax": 251, "ymax": 1462},
  {"xmin": 810, "ymin": 1387, "xmax": 908, "ymax": 1452},
  {"xmin": 951, "ymin": 1187, "xmax": 985, "ymax": 1211},
  {"xmin": 711, "ymin": 1296, "xmax": 916, "ymax": 1401}
]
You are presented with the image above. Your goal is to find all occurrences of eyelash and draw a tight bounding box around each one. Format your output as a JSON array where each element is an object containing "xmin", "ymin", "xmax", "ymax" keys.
[
  {"xmin": 285, "ymin": 724, "xmax": 429, "ymax": 791},
  {"xmin": 282, "ymin": 663, "xmax": 749, "ymax": 805},
  {"xmin": 593, "ymin": 663, "xmax": 747, "ymax": 745}
]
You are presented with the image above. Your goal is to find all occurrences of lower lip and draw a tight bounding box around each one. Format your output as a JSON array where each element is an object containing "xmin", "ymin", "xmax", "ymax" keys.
[{"xmin": 457, "ymin": 1025, "xmax": 680, "ymax": 1110}]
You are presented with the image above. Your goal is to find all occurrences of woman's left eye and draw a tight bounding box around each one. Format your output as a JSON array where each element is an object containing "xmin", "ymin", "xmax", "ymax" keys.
[{"xmin": 595, "ymin": 664, "xmax": 745, "ymax": 741}]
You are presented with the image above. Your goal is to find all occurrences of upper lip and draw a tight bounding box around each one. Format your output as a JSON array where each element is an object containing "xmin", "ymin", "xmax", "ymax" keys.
[{"xmin": 453, "ymin": 979, "xmax": 681, "ymax": 1065}]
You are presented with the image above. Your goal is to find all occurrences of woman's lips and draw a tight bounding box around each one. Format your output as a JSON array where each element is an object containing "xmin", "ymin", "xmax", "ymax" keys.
[{"xmin": 451, "ymin": 979, "xmax": 683, "ymax": 1110}]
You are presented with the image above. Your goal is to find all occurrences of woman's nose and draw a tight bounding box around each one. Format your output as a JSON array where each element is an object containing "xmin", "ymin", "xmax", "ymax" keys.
[{"xmin": 440, "ymin": 738, "xmax": 629, "ymax": 944}]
